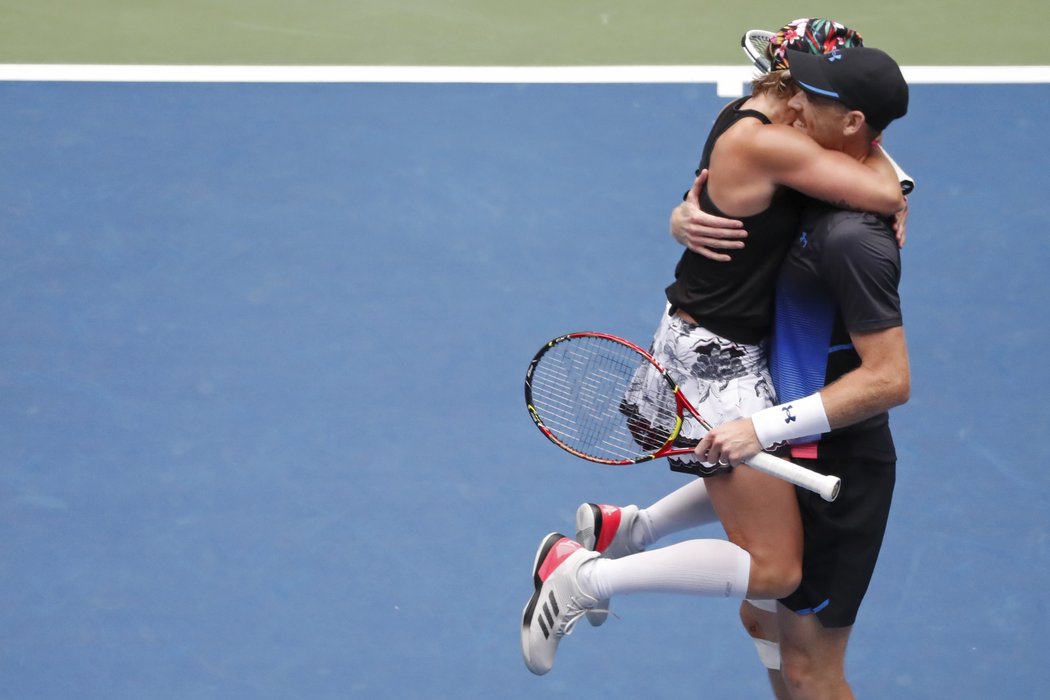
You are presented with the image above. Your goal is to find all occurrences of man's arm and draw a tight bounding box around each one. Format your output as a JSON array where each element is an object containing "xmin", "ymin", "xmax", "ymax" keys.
[
  {"xmin": 670, "ymin": 169, "xmax": 748, "ymax": 262},
  {"xmin": 670, "ymin": 164, "xmax": 908, "ymax": 262},
  {"xmin": 819, "ymin": 325, "xmax": 910, "ymax": 429},
  {"xmin": 695, "ymin": 325, "xmax": 910, "ymax": 467}
]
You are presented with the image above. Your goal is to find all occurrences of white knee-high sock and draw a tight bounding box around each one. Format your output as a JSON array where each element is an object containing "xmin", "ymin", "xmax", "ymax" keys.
[
  {"xmin": 581, "ymin": 539, "xmax": 751, "ymax": 600},
  {"xmin": 635, "ymin": 479, "xmax": 718, "ymax": 549}
]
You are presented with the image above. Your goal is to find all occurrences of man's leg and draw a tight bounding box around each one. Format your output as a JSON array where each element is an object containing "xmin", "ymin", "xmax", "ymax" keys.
[
  {"xmin": 739, "ymin": 601, "xmax": 791, "ymax": 700},
  {"xmin": 777, "ymin": 606, "xmax": 854, "ymax": 700}
]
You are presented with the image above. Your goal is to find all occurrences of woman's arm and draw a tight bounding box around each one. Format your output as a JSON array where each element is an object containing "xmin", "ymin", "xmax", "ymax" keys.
[{"xmin": 745, "ymin": 124, "xmax": 904, "ymax": 215}]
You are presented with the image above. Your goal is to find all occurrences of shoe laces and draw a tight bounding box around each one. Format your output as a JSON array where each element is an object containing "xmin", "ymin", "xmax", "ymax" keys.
[
  {"xmin": 556, "ymin": 597, "xmax": 594, "ymax": 637},
  {"xmin": 558, "ymin": 598, "xmax": 614, "ymax": 636}
]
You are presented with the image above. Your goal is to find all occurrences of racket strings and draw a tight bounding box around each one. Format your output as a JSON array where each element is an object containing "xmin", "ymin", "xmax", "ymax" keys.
[
  {"xmin": 528, "ymin": 336, "xmax": 679, "ymax": 462},
  {"xmin": 743, "ymin": 30, "xmax": 774, "ymax": 72}
]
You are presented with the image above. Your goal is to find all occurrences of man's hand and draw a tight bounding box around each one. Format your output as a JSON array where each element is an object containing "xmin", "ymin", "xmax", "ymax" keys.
[
  {"xmin": 694, "ymin": 417, "xmax": 763, "ymax": 467},
  {"xmin": 670, "ymin": 169, "xmax": 747, "ymax": 262},
  {"xmin": 892, "ymin": 196, "xmax": 908, "ymax": 249}
]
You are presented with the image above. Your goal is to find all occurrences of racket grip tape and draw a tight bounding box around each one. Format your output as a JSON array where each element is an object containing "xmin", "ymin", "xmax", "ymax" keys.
[{"xmin": 746, "ymin": 451, "xmax": 841, "ymax": 502}]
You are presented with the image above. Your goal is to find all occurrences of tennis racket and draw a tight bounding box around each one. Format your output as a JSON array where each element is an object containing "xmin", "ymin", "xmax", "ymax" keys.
[
  {"xmin": 741, "ymin": 28, "xmax": 915, "ymax": 195},
  {"xmin": 741, "ymin": 28, "xmax": 776, "ymax": 73},
  {"xmin": 524, "ymin": 332, "xmax": 840, "ymax": 501}
]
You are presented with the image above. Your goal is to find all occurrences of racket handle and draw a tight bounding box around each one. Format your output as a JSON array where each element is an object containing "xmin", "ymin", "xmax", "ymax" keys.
[
  {"xmin": 746, "ymin": 451, "xmax": 841, "ymax": 502},
  {"xmin": 876, "ymin": 144, "xmax": 914, "ymax": 196}
]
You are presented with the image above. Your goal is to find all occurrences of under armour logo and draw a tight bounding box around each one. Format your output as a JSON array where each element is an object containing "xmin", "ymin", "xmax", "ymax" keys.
[
  {"xmin": 781, "ymin": 405, "xmax": 797, "ymax": 424},
  {"xmin": 828, "ymin": 49, "xmax": 843, "ymax": 62}
]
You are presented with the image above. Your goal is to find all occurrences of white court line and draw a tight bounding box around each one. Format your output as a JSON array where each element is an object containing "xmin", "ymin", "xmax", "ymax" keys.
[{"xmin": 1, "ymin": 64, "xmax": 1049, "ymax": 98}]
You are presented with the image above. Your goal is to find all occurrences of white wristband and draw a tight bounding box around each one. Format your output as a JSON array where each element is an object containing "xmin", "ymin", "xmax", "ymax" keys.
[{"xmin": 750, "ymin": 393, "xmax": 831, "ymax": 449}]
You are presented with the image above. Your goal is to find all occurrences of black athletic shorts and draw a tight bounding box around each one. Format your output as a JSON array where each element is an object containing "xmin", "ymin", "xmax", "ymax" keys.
[{"xmin": 779, "ymin": 455, "xmax": 896, "ymax": 628}]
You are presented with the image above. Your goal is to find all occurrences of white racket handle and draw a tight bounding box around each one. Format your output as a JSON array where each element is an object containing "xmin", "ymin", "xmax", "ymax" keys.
[
  {"xmin": 876, "ymin": 144, "xmax": 914, "ymax": 195},
  {"xmin": 746, "ymin": 451, "xmax": 841, "ymax": 502}
]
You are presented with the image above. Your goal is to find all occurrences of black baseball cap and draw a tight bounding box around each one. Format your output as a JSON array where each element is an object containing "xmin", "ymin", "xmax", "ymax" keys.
[{"xmin": 786, "ymin": 46, "xmax": 908, "ymax": 131}]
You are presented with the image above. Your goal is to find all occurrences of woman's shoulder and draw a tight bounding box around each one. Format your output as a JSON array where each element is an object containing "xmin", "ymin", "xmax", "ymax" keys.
[{"xmin": 717, "ymin": 120, "xmax": 813, "ymax": 168}]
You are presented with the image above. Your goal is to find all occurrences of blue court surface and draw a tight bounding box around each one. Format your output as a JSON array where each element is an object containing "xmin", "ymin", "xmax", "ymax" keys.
[{"xmin": 1, "ymin": 80, "xmax": 1048, "ymax": 698}]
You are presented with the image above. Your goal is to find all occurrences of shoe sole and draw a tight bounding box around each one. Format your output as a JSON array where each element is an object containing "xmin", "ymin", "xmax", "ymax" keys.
[{"xmin": 575, "ymin": 503, "xmax": 600, "ymax": 551}]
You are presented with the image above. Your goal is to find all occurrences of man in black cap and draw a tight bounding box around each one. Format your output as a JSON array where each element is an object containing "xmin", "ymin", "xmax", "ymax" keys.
[
  {"xmin": 697, "ymin": 46, "xmax": 912, "ymax": 699},
  {"xmin": 788, "ymin": 46, "xmax": 909, "ymax": 134}
]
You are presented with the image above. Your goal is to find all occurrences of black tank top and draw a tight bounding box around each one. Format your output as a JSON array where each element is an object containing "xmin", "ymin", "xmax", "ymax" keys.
[{"xmin": 665, "ymin": 97, "xmax": 805, "ymax": 344}]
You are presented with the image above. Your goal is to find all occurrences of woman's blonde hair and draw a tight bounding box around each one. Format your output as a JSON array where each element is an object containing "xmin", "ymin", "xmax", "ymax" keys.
[{"xmin": 750, "ymin": 69, "xmax": 798, "ymax": 99}]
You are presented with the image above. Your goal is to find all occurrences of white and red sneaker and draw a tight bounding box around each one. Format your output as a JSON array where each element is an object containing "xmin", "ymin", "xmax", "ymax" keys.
[
  {"xmin": 574, "ymin": 503, "xmax": 642, "ymax": 626},
  {"xmin": 521, "ymin": 533, "xmax": 600, "ymax": 676}
]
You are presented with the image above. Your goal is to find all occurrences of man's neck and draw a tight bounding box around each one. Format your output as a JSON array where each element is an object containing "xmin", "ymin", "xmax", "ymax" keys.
[{"xmin": 841, "ymin": 134, "xmax": 875, "ymax": 163}]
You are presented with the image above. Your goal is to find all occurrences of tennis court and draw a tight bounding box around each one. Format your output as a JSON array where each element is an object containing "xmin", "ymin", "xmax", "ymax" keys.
[{"xmin": 1, "ymin": 5, "xmax": 1048, "ymax": 699}]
